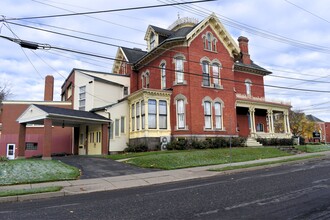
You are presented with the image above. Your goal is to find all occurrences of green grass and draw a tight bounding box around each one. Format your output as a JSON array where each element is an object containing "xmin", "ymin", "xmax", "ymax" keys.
[
  {"xmin": 209, "ymin": 155, "xmax": 323, "ymax": 172},
  {"xmin": 0, "ymin": 186, "xmax": 62, "ymax": 197},
  {"xmin": 0, "ymin": 159, "xmax": 80, "ymax": 186},
  {"xmin": 125, "ymin": 147, "xmax": 291, "ymax": 170},
  {"xmin": 296, "ymin": 145, "xmax": 330, "ymax": 153},
  {"xmin": 105, "ymin": 150, "xmax": 180, "ymax": 160}
]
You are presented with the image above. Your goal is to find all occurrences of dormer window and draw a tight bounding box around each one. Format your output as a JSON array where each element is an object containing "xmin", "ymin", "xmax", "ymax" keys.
[{"xmin": 150, "ymin": 32, "xmax": 156, "ymax": 50}]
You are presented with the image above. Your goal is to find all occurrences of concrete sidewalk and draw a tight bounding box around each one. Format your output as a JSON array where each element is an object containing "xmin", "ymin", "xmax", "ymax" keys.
[{"xmin": 1, "ymin": 151, "xmax": 329, "ymax": 203}]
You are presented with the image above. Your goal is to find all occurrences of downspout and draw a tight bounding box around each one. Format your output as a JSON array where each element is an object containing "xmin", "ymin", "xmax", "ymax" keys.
[{"xmin": 106, "ymin": 110, "xmax": 111, "ymax": 155}]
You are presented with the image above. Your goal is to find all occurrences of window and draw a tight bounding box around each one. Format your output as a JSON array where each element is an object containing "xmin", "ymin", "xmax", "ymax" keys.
[
  {"xmin": 79, "ymin": 133, "xmax": 84, "ymax": 145},
  {"xmin": 204, "ymin": 101, "xmax": 212, "ymax": 129},
  {"xmin": 175, "ymin": 58, "xmax": 184, "ymax": 84},
  {"xmin": 256, "ymin": 123, "xmax": 264, "ymax": 132},
  {"xmin": 159, "ymin": 100, "xmax": 167, "ymax": 129},
  {"xmin": 141, "ymin": 100, "xmax": 145, "ymax": 129},
  {"xmin": 121, "ymin": 116, "xmax": 125, "ymax": 133},
  {"xmin": 110, "ymin": 123, "xmax": 114, "ymax": 139},
  {"xmin": 89, "ymin": 132, "xmax": 94, "ymax": 143},
  {"xmin": 177, "ymin": 99, "xmax": 185, "ymax": 129},
  {"xmin": 123, "ymin": 87, "xmax": 128, "ymax": 96},
  {"xmin": 161, "ymin": 62, "xmax": 166, "ymax": 89},
  {"xmin": 214, "ymin": 102, "xmax": 222, "ymax": 129},
  {"xmin": 67, "ymin": 84, "xmax": 72, "ymax": 98},
  {"xmin": 25, "ymin": 142, "xmax": 37, "ymax": 150},
  {"xmin": 203, "ymin": 32, "xmax": 217, "ymax": 52},
  {"xmin": 212, "ymin": 64, "xmax": 220, "ymax": 86},
  {"xmin": 245, "ymin": 80, "xmax": 252, "ymax": 96},
  {"xmin": 148, "ymin": 99, "xmax": 157, "ymax": 129},
  {"xmin": 142, "ymin": 72, "xmax": 150, "ymax": 88},
  {"xmin": 202, "ymin": 61, "xmax": 210, "ymax": 86},
  {"xmin": 79, "ymin": 86, "xmax": 86, "ymax": 111},
  {"xmin": 131, "ymin": 104, "xmax": 135, "ymax": 131},
  {"xmin": 150, "ymin": 32, "xmax": 155, "ymax": 50},
  {"xmin": 136, "ymin": 102, "xmax": 140, "ymax": 130},
  {"xmin": 115, "ymin": 119, "xmax": 120, "ymax": 136},
  {"xmin": 206, "ymin": 33, "xmax": 212, "ymax": 50},
  {"xmin": 96, "ymin": 131, "xmax": 101, "ymax": 143}
]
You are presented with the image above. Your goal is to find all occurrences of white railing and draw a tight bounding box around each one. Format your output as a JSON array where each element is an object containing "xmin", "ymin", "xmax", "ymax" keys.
[{"xmin": 236, "ymin": 94, "xmax": 291, "ymax": 105}]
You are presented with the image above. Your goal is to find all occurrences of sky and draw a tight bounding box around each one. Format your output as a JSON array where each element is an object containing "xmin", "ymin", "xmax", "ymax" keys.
[{"xmin": 1, "ymin": 0, "xmax": 330, "ymax": 121}]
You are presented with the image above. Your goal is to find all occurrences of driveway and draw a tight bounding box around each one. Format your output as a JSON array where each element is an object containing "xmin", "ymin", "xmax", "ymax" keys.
[{"xmin": 54, "ymin": 156, "xmax": 158, "ymax": 179}]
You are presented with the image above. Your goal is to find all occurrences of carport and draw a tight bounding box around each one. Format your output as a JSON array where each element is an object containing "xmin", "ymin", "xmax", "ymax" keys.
[{"xmin": 16, "ymin": 104, "xmax": 111, "ymax": 160}]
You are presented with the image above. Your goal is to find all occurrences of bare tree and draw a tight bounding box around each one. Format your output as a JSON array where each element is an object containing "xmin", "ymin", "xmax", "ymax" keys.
[{"xmin": 0, "ymin": 82, "xmax": 12, "ymax": 103}]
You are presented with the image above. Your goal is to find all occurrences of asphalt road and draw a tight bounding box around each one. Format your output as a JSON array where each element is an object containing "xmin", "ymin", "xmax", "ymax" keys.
[{"xmin": 2, "ymin": 157, "xmax": 330, "ymax": 220}]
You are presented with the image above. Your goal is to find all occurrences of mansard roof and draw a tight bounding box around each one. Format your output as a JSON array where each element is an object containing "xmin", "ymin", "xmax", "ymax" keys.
[
  {"xmin": 121, "ymin": 47, "xmax": 147, "ymax": 63},
  {"xmin": 234, "ymin": 61, "xmax": 272, "ymax": 76}
]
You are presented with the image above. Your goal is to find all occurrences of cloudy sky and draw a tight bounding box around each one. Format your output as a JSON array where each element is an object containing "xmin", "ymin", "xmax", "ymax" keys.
[{"xmin": 1, "ymin": 0, "xmax": 330, "ymax": 121}]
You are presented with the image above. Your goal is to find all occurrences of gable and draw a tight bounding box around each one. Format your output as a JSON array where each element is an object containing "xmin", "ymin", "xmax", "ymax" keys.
[
  {"xmin": 112, "ymin": 48, "xmax": 127, "ymax": 74},
  {"xmin": 186, "ymin": 13, "xmax": 240, "ymax": 58},
  {"xmin": 17, "ymin": 105, "xmax": 47, "ymax": 124}
]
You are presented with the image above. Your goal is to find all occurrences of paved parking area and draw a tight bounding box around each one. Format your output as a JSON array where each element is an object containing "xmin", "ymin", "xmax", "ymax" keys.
[{"xmin": 54, "ymin": 156, "xmax": 158, "ymax": 179}]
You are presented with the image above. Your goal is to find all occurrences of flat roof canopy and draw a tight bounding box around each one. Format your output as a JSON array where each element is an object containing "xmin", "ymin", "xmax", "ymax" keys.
[{"xmin": 17, "ymin": 104, "xmax": 111, "ymax": 127}]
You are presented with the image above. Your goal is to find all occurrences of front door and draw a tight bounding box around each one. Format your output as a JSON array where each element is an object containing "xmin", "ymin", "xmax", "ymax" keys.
[
  {"xmin": 87, "ymin": 125, "xmax": 102, "ymax": 155},
  {"xmin": 6, "ymin": 144, "xmax": 15, "ymax": 160}
]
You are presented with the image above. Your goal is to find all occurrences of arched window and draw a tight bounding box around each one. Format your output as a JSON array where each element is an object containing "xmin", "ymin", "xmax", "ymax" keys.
[
  {"xmin": 204, "ymin": 101, "xmax": 212, "ymax": 129},
  {"xmin": 245, "ymin": 79, "xmax": 252, "ymax": 96},
  {"xmin": 142, "ymin": 72, "xmax": 150, "ymax": 88},
  {"xmin": 214, "ymin": 102, "xmax": 222, "ymax": 129},
  {"xmin": 150, "ymin": 32, "xmax": 155, "ymax": 50},
  {"xmin": 160, "ymin": 62, "xmax": 166, "ymax": 89},
  {"xmin": 206, "ymin": 33, "xmax": 212, "ymax": 50},
  {"xmin": 212, "ymin": 63, "xmax": 220, "ymax": 86},
  {"xmin": 175, "ymin": 56, "xmax": 184, "ymax": 84},
  {"xmin": 177, "ymin": 99, "xmax": 185, "ymax": 129},
  {"xmin": 202, "ymin": 61, "xmax": 210, "ymax": 86}
]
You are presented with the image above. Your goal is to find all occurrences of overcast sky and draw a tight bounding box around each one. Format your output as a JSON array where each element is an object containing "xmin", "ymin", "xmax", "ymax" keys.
[{"xmin": 1, "ymin": 0, "xmax": 330, "ymax": 121}]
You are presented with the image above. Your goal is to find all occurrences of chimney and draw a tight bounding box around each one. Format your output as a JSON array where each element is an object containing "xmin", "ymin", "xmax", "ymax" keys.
[
  {"xmin": 238, "ymin": 36, "xmax": 251, "ymax": 65},
  {"xmin": 44, "ymin": 75, "xmax": 54, "ymax": 101}
]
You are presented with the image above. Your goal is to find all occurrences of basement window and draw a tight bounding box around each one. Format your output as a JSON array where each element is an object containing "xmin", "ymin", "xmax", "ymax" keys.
[{"xmin": 25, "ymin": 142, "xmax": 38, "ymax": 150}]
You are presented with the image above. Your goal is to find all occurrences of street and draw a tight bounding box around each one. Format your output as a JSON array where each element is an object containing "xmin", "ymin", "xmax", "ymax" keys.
[{"xmin": 2, "ymin": 157, "xmax": 330, "ymax": 219}]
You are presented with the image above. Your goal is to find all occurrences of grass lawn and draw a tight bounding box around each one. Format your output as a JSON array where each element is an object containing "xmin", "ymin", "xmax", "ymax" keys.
[
  {"xmin": 209, "ymin": 155, "xmax": 323, "ymax": 172},
  {"xmin": 124, "ymin": 147, "xmax": 291, "ymax": 170},
  {"xmin": 0, "ymin": 159, "xmax": 80, "ymax": 186},
  {"xmin": 0, "ymin": 186, "xmax": 62, "ymax": 197},
  {"xmin": 296, "ymin": 145, "xmax": 330, "ymax": 153}
]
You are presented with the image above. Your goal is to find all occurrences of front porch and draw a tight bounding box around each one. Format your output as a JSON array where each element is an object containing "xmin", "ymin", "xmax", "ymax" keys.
[{"xmin": 236, "ymin": 95, "xmax": 292, "ymax": 139}]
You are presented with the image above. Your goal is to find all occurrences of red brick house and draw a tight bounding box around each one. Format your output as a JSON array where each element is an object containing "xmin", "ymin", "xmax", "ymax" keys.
[
  {"xmin": 0, "ymin": 13, "xmax": 294, "ymax": 159},
  {"xmin": 111, "ymin": 13, "xmax": 292, "ymax": 148}
]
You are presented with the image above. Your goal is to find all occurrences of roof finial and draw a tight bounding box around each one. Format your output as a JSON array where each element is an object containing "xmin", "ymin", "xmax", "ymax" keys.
[{"xmin": 177, "ymin": 12, "xmax": 180, "ymax": 19}]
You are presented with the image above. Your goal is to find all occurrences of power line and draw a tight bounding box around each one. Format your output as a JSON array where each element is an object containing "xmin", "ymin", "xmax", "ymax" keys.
[
  {"xmin": 3, "ymin": 34, "xmax": 330, "ymax": 95},
  {"xmin": 0, "ymin": 0, "xmax": 216, "ymax": 21},
  {"xmin": 284, "ymin": 0, "xmax": 330, "ymax": 24}
]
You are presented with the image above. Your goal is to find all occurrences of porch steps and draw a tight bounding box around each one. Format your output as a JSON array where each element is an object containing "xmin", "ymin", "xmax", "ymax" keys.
[{"xmin": 246, "ymin": 138, "xmax": 263, "ymax": 147}]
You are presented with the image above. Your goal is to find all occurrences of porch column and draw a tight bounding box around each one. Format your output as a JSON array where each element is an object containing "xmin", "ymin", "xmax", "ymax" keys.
[
  {"xmin": 283, "ymin": 112, "xmax": 288, "ymax": 133},
  {"xmin": 17, "ymin": 123, "xmax": 26, "ymax": 159},
  {"xmin": 285, "ymin": 111, "xmax": 291, "ymax": 134},
  {"xmin": 42, "ymin": 118, "xmax": 52, "ymax": 160},
  {"xmin": 267, "ymin": 109, "xmax": 273, "ymax": 133},
  {"xmin": 248, "ymin": 107, "xmax": 256, "ymax": 135},
  {"xmin": 101, "ymin": 124, "xmax": 109, "ymax": 155}
]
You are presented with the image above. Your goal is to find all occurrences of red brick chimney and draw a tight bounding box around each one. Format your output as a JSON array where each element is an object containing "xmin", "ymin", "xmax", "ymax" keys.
[
  {"xmin": 238, "ymin": 36, "xmax": 251, "ymax": 65},
  {"xmin": 44, "ymin": 75, "xmax": 54, "ymax": 101}
]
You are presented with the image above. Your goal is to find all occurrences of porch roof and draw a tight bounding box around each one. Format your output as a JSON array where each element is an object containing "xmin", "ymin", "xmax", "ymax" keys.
[
  {"xmin": 17, "ymin": 104, "xmax": 111, "ymax": 127},
  {"xmin": 236, "ymin": 96, "xmax": 291, "ymax": 111}
]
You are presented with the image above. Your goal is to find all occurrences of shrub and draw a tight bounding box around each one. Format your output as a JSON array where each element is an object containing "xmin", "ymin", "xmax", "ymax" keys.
[
  {"xmin": 0, "ymin": 156, "xmax": 8, "ymax": 162},
  {"xmin": 125, "ymin": 143, "xmax": 148, "ymax": 152},
  {"xmin": 256, "ymin": 138, "xmax": 293, "ymax": 146},
  {"xmin": 167, "ymin": 138, "xmax": 189, "ymax": 150}
]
